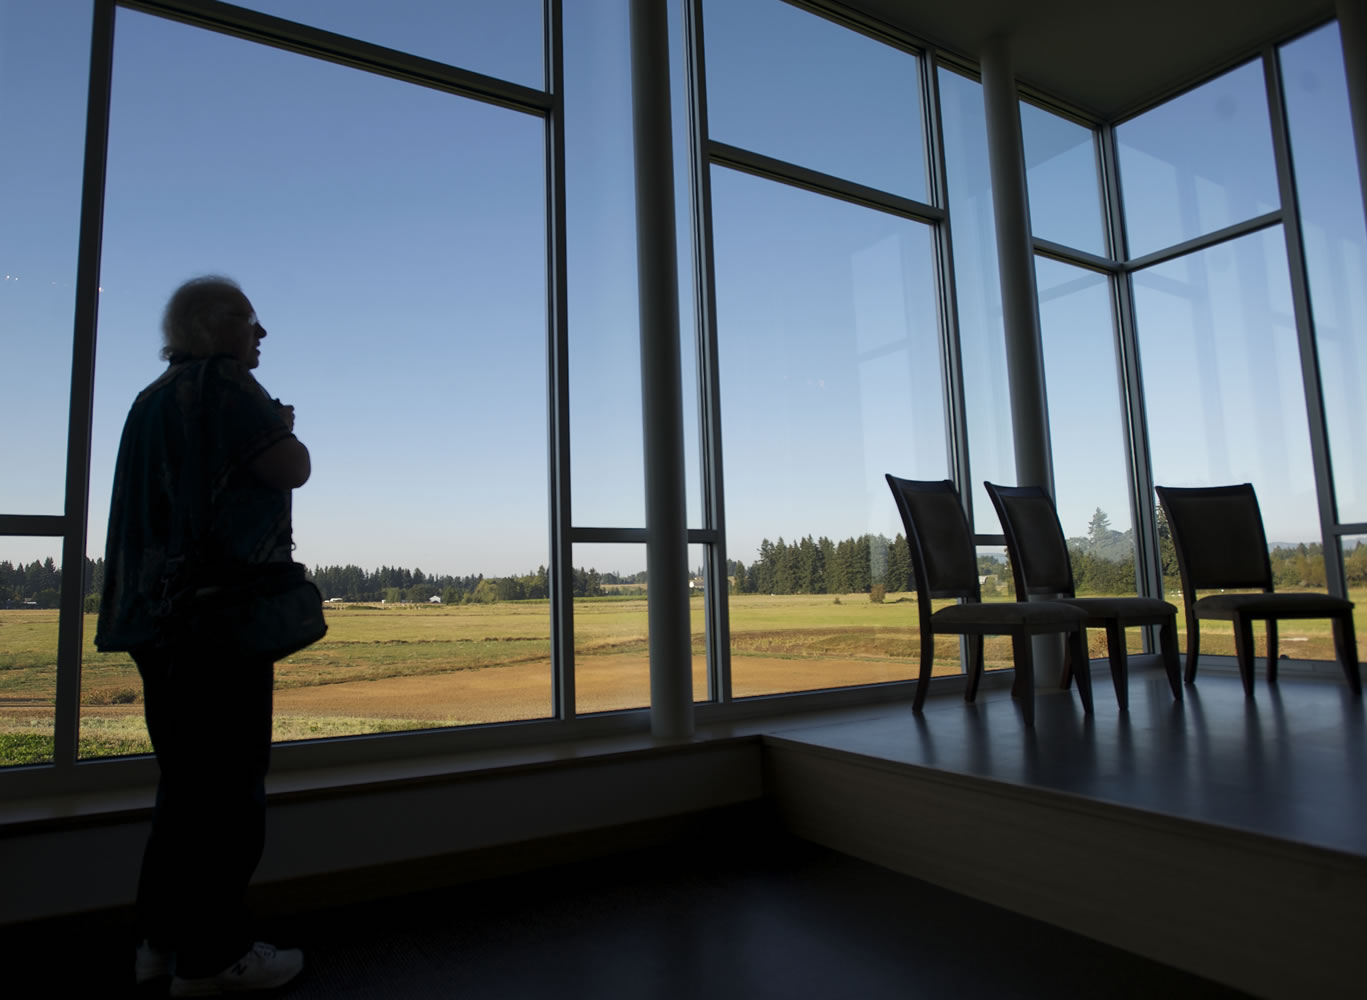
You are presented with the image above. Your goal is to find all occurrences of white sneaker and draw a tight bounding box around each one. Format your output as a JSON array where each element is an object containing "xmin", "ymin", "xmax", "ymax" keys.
[
  {"xmin": 169, "ymin": 941, "xmax": 303, "ymax": 996},
  {"xmin": 135, "ymin": 940, "xmax": 176, "ymax": 983}
]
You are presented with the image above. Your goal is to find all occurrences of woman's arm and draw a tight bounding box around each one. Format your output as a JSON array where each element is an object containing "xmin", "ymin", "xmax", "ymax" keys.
[{"xmin": 250, "ymin": 436, "xmax": 311, "ymax": 489}]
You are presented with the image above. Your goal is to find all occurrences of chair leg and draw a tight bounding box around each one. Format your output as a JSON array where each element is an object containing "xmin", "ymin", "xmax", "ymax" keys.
[
  {"xmin": 1059, "ymin": 634, "xmax": 1075, "ymax": 690},
  {"xmin": 1266, "ymin": 620, "xmax": 1279, "ymax": 684},
  {"xmin": 1232, "ymin": 615, "xmax": 1257, "ymax": 698},
  {"xmin": 1105, "ymin": 620, "xmax": 1128, "ymax": 711},
  {"xmin": 1184, "ymin": 610, "xmax": 1201, "ymax": 684},
  {"xmin": 1069, "ymin": 627, "xmax": 1093, "ymax": 714},
  {"xmin": 1159, "ymin": 618, "xmax": 1182, "ymax": 701},
  {"xmin": 965, "ymin": 636, "xmax": 985, "ymax": 703},
  {"xmin": 1011, "ymin": 633, "xmax": 1035, "ymax": 727},
  {"xmin": 1333, "ymin": 613, "xmax": 1362, "ymax": 697},
  {"xmin": 913, "ymin": 628, "xmax": 936, "ymax": 713}
]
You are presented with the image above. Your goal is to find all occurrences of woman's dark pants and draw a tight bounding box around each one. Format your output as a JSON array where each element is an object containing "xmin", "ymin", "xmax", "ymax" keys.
[{"xmin": 132, "ymin": 644, "xmax": 274, "ymax": 978}]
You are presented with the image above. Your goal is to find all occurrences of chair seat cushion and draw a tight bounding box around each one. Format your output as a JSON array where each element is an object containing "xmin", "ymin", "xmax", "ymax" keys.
[
  {"xmin": 1194, "ymin": 591, "xmax": 1354, "ymax": 619},
  {"xmin": 933, "ymin": 600, "xmax": 1086, "ymax": 628},
  {"xmin": 1062, "ymin": 596, "xmax": 1177, "ymax": 619}
]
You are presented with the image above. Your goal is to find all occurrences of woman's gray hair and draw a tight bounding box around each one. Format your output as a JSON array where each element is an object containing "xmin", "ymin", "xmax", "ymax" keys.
[{"xmin": 160, "ymin": 275, "xmax": 242, "ymax": 361}]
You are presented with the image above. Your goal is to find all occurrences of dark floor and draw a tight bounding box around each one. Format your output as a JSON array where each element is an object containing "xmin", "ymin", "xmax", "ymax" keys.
[
  {"xmin": 19, "ymin": 663, "xmax": 1356, "ymax": 998},
  {"xmin": 32, "ymin": 834, "xmax": 1247, "ymax": 999},
  {"xmin": 765, "ymin": 662, "xmax": 1367, "ymax": 856}
]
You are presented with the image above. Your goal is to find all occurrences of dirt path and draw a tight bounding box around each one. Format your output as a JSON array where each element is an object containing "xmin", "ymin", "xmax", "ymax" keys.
[{"xmin": 270, "ymin": 654, "xmax": 955, "ymax": 724}]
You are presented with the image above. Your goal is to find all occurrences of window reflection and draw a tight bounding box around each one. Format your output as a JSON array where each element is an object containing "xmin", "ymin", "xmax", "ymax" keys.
[
  {"xmin": 0, "ymin": 0, "xmax": 88, "ymax": 514},
  {"xmin": 1280, "ymin": 23, "xmax": 1367, "ymax": 524},
  {"xmin": 1035, "ymin": 257, "xmax": 1134, "ymax": 596},
  {"xmin": 712, "ymin": 167, "xmax": 945, "ymax": 696},
  {"xmin": 1117, "ymin": 60, "xmax": 1279, "ymax": 258},
  {"xmin": 703, "ymin": 0, "xmax": 927, "ymax": 201},
  {"xmin": 939, "ymin": 69, "xmax": 1014, "ymax": 530},
  {"xmin": 1020, "ymin": 102, "xmax": 1105, "ymax": 255},
  {"xmin": 1134, "ymin": 228, "xmax": 1319, "ymax": 598},
  {"xmin": 565, "ymin": 1, "xmax": 645, "ymax": 527},
  {"xmin": 230, "ymin": 0, "xmax": 544, "ymax": 89}
]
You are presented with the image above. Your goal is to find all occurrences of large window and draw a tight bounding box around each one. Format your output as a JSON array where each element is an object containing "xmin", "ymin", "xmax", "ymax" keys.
[
  {"xmin": 693, "ymin": 1, "xmax": 954, "ymax": 697},
  {"xmin": 79, "ymin": 7, "xmax": 551, "ymax": 755},
  {"xmin": 1036, "ymin": 258, "xmax": 1137, "ymax": 599},
  {"xmin": 565, "ymin": 1, "xmax": 645, "ymax": 529},
  {"xmin": 1135, "ymin": 229, "xmax": 1319, "ymax": 652},
  {"xmin": 712, "ymin": 169, "xmax": 946, "ymax": 695},
  {"xmin": 0, "ymin": 1, "xmax": 89, "ymax": 515},
  {"xmin": 940, "ymin": 69, "xmax": 1014, "ymax": 530},
  {"xmin": 1281, "ymin": 23, "xmax": 1367, "ymax": 527},
  {"xmin": 1118, "ymin": 60, "xmax": 1280, "ymax": 258},
  {"xmin": 1021, "ymin": 102, "xmax": 1106, "ymax": 256},
  {"xmin": 0, "ymin": 542, "xmax": 61, "ymax": 764},
  {"xmin": 7, "ymin": 1, "xmax": 1365, "ymax": 777},
  {"xmin": 702, "ymin": 0, "xmax": 927, "ymax": 200},
  {"xmin": 231, "ymin": 0, "xmax": 544, "ymax": 89}
]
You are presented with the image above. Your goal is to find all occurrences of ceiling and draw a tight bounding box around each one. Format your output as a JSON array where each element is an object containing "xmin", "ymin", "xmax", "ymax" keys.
[{"xmin": 839, "ymin": 0, "xmax": 1335, "ymax": 119}]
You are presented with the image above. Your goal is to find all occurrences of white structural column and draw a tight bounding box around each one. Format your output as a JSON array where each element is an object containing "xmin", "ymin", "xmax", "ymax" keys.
[
  {"xmin": 980, "ymin": 35, "xmax": 1061, "ymax": 684},
  {"xmin": 629, "ymin": 0, "xmax": 694, "ymax": 739},
  {"xmin": 1338, "ymin": 0, "xmax": 1367, "ymax": 233}
]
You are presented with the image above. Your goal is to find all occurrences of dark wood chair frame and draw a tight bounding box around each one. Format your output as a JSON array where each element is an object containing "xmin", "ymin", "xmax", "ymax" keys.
[
  {"xmin": 886, "ymin": 475, "xmax": 1093, "ymax": 727},
  {"xmin": 1155, "ymin": 482, "xmax": 1361, "ymax": 698},
  {"xmin": 983, "ymin": 481, "xmax": 1183, "ymax": 710}
]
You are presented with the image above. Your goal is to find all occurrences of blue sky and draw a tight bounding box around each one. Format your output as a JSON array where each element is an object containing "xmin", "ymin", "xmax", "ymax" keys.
[{"xmin": 2, "ymin": 1, "xmax": 1364, "ymax": 578}]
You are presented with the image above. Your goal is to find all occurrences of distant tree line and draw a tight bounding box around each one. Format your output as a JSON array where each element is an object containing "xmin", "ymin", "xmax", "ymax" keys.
[
  {"xmin": 307, "ymin": 563, "xmax": 613, "ymax": 604},
  {"xmin": 0, "ymin": 557, "xmax": 103, "ymax": 610},
  {"xmin": 729, "ymin": 534, "xmax": 914, "ymax": 596},
  {"xmin": 731, "ymin": 508, "xmax": 1367, "ymax": 598},
  {"xmin": 5, "ymin": 519, "xmax": 1366, "ymax": 611}
]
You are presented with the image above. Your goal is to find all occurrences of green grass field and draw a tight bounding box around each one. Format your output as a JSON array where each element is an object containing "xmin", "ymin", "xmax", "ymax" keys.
[{"xmin": 3, "ymin": 588, "xmax": 1363, "ymax": 765}]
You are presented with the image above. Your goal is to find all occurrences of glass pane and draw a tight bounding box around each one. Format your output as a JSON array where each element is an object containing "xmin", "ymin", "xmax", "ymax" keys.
[
  {"xmin": 1343, "ymin": 536, "xmax": 1367, "ymax": 663},
  {"xmin": 233, "ymin": 0, "xmax": 543, "ymax": 89},
  {"xmin": 670, "ymin": 0, "xmax": 704, "ymax": 531},
  {"xmin": 1020, "ymin": 102, "xmax": 1106, "ymax": 255},
  {"xmin": 573, "ymin": 543, "xmax": 708, "ymax": 714},
  {"xmin": 1035, "ymin": 258, "xmax": 1137, "ymax": 598},
  {"xmin": 940, "ymin": 69, "xmax": 1014, "ymax": 530},
  {"xmin": 0, "ymin": 539, "xmax": 63, "ymax": 766},
  {"xmin": 565, "ymin": 0, "xmax": 643, "ymax": 527},
  {"xmin": 1281, "ymin": 23, "xmax": 1367, "ymax": 524},
  {"xmin": 974, "ymin": 543, "xmax": 1017, "ymax": 673},
  {"xmin": 0, "ymin": 0, "xmax": 89, "ymax": 514},
  {"xmin": 1135, "ymin": 228, "xmax": 1320, "ymax": 636},
  {"xmin": 83, "ymin": 10, "xmax": 550, "ymax": 752},
  {"xmin": 703, "ymin": 0, "xmax": 927, "ymax": 201},
  {"xmin": 1118, "ymin": 59, "xmax": 1279, "ymax": 258},
  {"xmin": 712, "ymin": 168, "xmax": 945, "ymax": 696}
]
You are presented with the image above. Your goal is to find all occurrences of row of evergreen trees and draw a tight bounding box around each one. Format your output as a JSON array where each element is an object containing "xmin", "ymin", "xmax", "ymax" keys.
[
  {"xmin": 0, "ymin": 557, "xmax": 102, "ymax": 609},
  {"xmin": 4, "ymin": 519, "xmax": 1366, "ymax": 609},
  {"xmin": 305, "ymin": 564, "xmax": 611, "ymax": 604}
]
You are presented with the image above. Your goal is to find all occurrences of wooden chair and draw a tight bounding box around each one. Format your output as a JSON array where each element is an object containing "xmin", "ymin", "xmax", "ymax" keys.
[
  {"xmin": 983, "ymin": 482, "xmax": 1182, "ymax": 710},
  {"xmin": 1155, "ymin": 483, "xmax": 1360, "ymax": 697},
  {"xmin": 885, "ymin": 475, "xmax": 1092, "ymax": 726}
]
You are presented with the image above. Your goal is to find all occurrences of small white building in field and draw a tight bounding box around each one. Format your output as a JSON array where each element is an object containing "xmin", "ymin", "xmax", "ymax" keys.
[{"xmin": 429, "ymin": 595, "xmax": 442, "ymax": 603}]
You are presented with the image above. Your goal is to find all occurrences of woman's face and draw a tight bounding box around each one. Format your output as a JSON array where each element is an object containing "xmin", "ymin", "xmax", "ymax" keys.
[{"xmin": 216, "ymin": 292, "xmax": 267, "ymax": 369}]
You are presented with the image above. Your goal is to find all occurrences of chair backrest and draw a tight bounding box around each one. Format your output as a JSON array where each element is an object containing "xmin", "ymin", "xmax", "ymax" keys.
[
  {"xmin": 1154, "ymin": 483, "xmax": 1273, "ymax": 592},
  {"xmin": 982, "ymin": 482, "xmax": 1075, "ymax": 598},
  {"xmin": 885, "ymin": 475, "xmax": 982, "ymax": 601}
]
